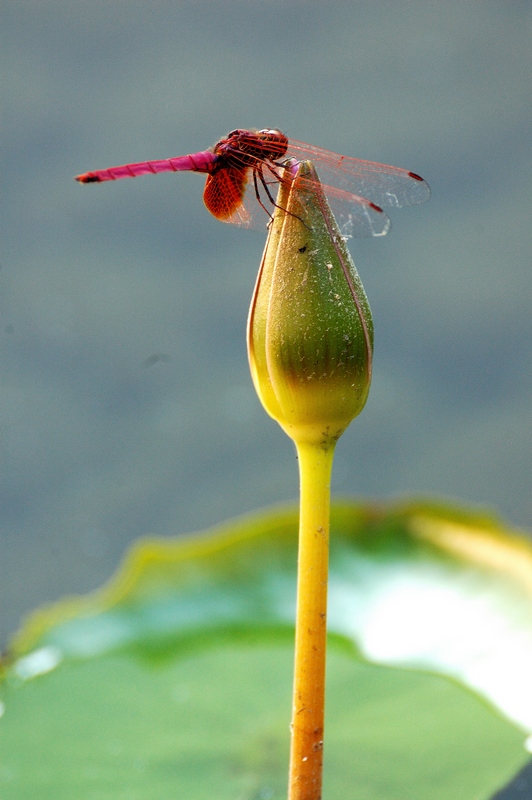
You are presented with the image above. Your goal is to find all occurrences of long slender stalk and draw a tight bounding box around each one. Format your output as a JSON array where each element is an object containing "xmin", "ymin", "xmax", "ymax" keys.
[
  {"xmin": 288, "ymin": 439, "xmax": 336, "ymax": 800},
  {"xmin": 248, "ymin": 159, "xmax": 373, "ymax": 797}
]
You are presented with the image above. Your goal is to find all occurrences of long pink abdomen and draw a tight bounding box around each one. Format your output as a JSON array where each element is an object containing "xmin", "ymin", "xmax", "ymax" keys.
[{"xmin": 75, "ymin": 150, "xmax": 216, "ymax": 183}]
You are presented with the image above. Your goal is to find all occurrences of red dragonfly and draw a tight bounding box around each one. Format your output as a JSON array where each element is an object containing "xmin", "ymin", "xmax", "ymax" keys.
[{"xmin": 75, "ymin": 128, "xmax": 430, "ymax": 237}]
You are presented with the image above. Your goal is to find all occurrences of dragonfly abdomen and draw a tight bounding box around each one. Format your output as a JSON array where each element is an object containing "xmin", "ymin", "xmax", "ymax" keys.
[{"xmin": 75, "ymin": 150, "xmax": 217, "ymax": 183}]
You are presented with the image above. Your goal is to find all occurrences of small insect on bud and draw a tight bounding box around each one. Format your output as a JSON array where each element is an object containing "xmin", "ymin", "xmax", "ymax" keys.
[{"xmin": 247, "ymin": 160, "xmax": 373, "ymax": 449}]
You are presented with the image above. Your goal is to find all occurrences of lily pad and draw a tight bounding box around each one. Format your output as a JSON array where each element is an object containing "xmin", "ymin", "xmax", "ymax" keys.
[{"xmin": 1, "ymin": 500, "xmax": 531, "ymax": 799}]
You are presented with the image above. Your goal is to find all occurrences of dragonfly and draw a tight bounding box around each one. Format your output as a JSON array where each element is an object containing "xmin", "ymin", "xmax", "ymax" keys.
[{"xmin": 75, "ymin": 128, "xmax": 430, "ymax": 237}]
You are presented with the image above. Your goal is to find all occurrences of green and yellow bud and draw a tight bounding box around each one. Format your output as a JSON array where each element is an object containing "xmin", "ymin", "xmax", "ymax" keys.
[{"xmin": 247, "ymin": 160, "xmax": 374, "ymax": 448}]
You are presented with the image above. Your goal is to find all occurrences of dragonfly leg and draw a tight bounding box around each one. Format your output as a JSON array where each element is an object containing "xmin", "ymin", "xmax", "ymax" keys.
[
  {"xmin": 255, "ymin": 164, "xmax": 310, "ymax": 229},
  {"xmin": 252, "ymin": 168, "xmax": 274, "ymax": 222}
]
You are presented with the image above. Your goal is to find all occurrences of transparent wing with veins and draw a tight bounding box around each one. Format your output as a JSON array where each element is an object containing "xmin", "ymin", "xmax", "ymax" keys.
[
  {"xmin": 285, "ymin": 139, "xmax": 430, "ymax": 209},
  {"xmin": 205, "ymin": 159, "xmax": 393, "ymax": 237},
  {"xmin": 204, "ymin": 142, "xmax": 429, "ymax": 236}
]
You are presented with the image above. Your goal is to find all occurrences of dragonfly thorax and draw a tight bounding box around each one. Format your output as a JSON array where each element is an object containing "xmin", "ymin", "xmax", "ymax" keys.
[{"xmin": 214, "ymin": 129, "xmax": 289, "ymax": 169}]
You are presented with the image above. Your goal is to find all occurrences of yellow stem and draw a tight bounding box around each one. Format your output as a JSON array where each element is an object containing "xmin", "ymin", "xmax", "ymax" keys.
[{"xmin": 288, "ymin": 439, "xmax": 335, "ymax": 800}]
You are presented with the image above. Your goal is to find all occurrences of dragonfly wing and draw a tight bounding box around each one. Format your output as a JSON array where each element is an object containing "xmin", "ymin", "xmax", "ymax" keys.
[
  {"xmin": 285, "ymin": 140, "xmax": 431, "ymax": 210},
  {"xmin": 203, "ymin": 167, "xmax": 252, "ymax": 226},
  {"xmin": 296, "ymin": 177, "xmax": 391, "ymax": 237},
  {"xmin": 326, "ymin": 190, "xmax": 391, "ymax": 238}
]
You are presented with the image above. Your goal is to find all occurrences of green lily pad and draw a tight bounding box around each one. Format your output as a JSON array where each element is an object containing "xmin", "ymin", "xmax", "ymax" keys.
[{"xmin": 1, "ymin": 500, "xmax": 531, "ymax": 799}]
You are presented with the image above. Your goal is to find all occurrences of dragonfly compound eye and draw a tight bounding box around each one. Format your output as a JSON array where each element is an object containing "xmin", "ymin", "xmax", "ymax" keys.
[{"xmin": 257, "ymin": 129, "xmax": 289, "ymax": 160}]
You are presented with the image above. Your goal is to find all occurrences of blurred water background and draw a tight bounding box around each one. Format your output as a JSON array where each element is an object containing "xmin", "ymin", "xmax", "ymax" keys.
[{"xmin": 2, "ymin": 1, "xmax": 532, "ymax": 647}]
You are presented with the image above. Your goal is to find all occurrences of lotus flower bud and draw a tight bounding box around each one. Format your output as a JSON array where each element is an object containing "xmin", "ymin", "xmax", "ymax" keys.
[{"xmin": 247, "ymin": 160, "xmax": 373, "ymax": 448}]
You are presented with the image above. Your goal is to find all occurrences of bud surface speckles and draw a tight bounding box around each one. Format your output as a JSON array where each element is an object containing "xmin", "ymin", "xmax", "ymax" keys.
[{"xmin": 247, "ymin": 160, "xmax": 373, "ymax": 448}]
